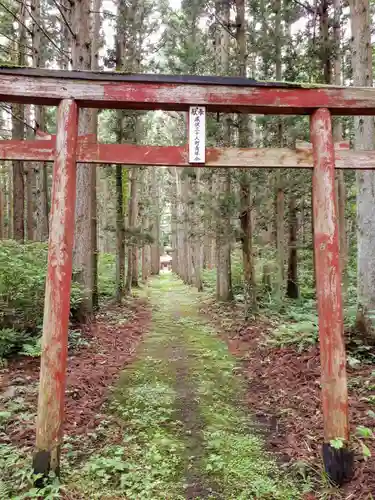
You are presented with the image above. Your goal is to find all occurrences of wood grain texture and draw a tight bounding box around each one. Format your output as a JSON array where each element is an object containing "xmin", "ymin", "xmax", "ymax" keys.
[
  {"xmin": 311, "ymin": 108, "xmax": 349, "ymax": 443},
  {"xmin": 1, "ymin": 68, "xmax": 375, "ymax": 114},
  {"xmin": 1, "ymin": 138, "xmax": 375, "ymax": 169},
  {"xmin": 35, "ymin": 99, "xmax": 78, "ymax": 472}
]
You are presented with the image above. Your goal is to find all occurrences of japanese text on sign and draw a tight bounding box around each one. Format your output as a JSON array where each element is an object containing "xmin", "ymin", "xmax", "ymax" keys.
[{"xmin": 189, "ymin": 106, "xmax": 206, "ymax": 164}]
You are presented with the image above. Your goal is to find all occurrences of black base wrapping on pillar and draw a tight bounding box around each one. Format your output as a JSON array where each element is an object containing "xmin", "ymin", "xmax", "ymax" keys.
[
  {"xmin": 33, "ymin": 449, "xmax": 60, "ymax": 486},
  {"xmin": 322, "ymin": 443, "xmax": 354, "ymax": 486}
]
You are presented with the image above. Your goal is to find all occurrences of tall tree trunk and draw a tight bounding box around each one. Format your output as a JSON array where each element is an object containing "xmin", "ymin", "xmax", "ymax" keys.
[
  {"xmin": 182, "ymin": 174, "xmax": 192, "ymax": 284},
  {"xmin": 126, "ymin": 168, "xmax": 138, "ymax": 292},
  {"xmin": 193, "ymin": 169, "xmax": 202, "ymax": 290},
  {"xmin": 31, "ymin": 0, "xmax": 49, "ymax": 242},
  {"xmin": 203, "ymin": 175, "xmax": 215, "ymax": 269},
  {"xmin": 274, "ymin": 0, "xmax": 285, "ymax": 295},
  {"xmin": 25, "ymin": 106, "xmax": 34, "ymax": 240},
  {"xmin": 72, "ymin": 0, "xmax": 95, "ymax": 319},
  {"xmin": 7, "ymin": 163, "xmax": 12, "ymax": 238},
  {"xmin": 349, "ymin": 0, "xmax": 375, "ymax": 337},
  {"xmin": 176, "ymin": 169, "xmax": 185, "ymax": 279},
  {"xmin": 333, "ymin": 0, "xmax": 347, "ymax": 293},
  {"xmin": 141, "ymin": 169, "xmax": 151, "ymax": 281},
  {"xmin": 90, "ymin": 0, "xmax": 101, "ymax": 308},
  {"xmin": 0, "ymin": 169, "xmax": 4, "ymax": 239},
  {"xmin": 216, "ymin": 0, "xmax": 233, "ymax": 301},
  {"xmin": 140, "ymin": 169, "xmax": 151, "ymax": 281},
  {"xmin": 12, "ymin": 1, "xmax": 27, "ymax": 241},
  {"xmin": 171, "ymin": 167, "xmax": 178, "ymax": 274},
  {"xmin": 31, "ymin": 0, "xmax": 48, "ymax": 242},
  {"xmin": 34, "ymin": 108, "xmax": 49, "ymax": 241},
  {"xmin": 286, "ymin": 193, "xmax": 299, "ymax": 298},
  {"xmin": 150, "ymin": 167, "xmax": 160, "ymax": 275},
  {"xmin": 116, "ymin": 164, "xmax": 125, "ymax": 301},
  {"xmin": 236, "ymin": 0, "xmax": 256, "ymax": 312}
]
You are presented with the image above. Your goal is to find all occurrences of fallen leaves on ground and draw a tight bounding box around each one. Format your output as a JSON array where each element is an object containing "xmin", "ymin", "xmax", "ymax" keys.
[
  {"xmin": 0, "ymin": 299, "xmax": 150, "ymax": 448},
  {"xmin": 202, "ymin": 299, "xmax": 375, "ymax": 499}
]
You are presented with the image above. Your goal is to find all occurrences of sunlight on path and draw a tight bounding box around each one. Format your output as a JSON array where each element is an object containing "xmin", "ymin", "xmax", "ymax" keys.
[{"xmin": 77, "ymin": 275, "xmax": 303, "ymax": 499}]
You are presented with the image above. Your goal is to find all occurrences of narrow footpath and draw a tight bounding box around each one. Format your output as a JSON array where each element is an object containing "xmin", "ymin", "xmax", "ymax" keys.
[{"xmin": 75, "ymin": 275, "xmax": 303, "ymax": 499}]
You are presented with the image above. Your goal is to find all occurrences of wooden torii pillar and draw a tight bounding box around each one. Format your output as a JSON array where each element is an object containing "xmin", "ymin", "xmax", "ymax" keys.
[
  {"xmin": 310, "ymin": 109, "xmax": 352, "ymax": 484},
  {"xmin": 33, "ymin": 100, "xmax": 78, "ymax": 477}
]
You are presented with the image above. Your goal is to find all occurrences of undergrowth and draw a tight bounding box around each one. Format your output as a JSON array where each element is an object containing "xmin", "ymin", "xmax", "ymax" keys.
[
  {"xmin": 0, "ymin": 244, "xmax": 117, "ymax": 363},
  {"xmin": 203, "ymin": 246, "xmax": 361, "ymax": 354}
]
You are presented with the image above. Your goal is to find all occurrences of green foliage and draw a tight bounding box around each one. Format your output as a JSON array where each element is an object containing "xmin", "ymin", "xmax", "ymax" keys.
[
  {"xmin": 0, "ymin": 328, "xmax": 29, "ymax": 359},
  {"xmin": 0, "ymin": 444, "xmax": 63, "ymax": 499},
  {"xmin": 0, "ymin": 241, "xmax": 82, "ymax": 332},
  {"xmin": 329, "ymin": 438, "xmax": 344, "ymax": 450},
  {"xmin": 98, "ymin": 253, "xmax": 117, "ymax": 298},
  {"xmin": 268, "ymin": 319, "xmax": 318, "ymax": 352},
  {"xmin": 0, "ymin": 241, "xmax": 84, "ymax": 361}
]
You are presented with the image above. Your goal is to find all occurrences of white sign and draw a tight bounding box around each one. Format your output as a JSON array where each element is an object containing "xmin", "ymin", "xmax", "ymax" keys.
[{"xmin": 189, "ymin": 106, "xmax": 206, "ymax": 164}]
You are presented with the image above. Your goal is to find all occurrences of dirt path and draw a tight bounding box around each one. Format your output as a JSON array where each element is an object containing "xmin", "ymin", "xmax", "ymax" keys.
[{"xmin": 67, "ymin": 275, "xmax": 302, "ymax": 499}]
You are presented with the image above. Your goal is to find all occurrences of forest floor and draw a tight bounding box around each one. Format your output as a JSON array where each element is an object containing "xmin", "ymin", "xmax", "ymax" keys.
[
  {"xmin": 202, "ymin": 299, "xmax": 375, "ymax": 499},
  {"xmin": 0, "ymin": 274, "xmax": 374, "ymax": 499}
]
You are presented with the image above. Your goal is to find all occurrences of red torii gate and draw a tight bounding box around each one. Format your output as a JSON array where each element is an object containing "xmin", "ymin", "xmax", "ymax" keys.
[{"xmin": 1, "ymin": 66, "xmax": 368, "ymax": 485}]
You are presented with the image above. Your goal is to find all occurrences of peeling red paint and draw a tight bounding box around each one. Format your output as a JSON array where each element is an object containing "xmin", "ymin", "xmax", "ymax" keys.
[
  {"xmin": 1, "ymin": 72, "xmax": 375, "ymax": 113},
  {"xmin": 35, "ymin": 100, "xmax": 78, "ymax": 459},
  {"xmin": 310, "ymin": 108, "xmax": 348, "ymax": 442},
  {"xmin": 0, "ymin": 138, "xmax": 374, "ymax": 169}
]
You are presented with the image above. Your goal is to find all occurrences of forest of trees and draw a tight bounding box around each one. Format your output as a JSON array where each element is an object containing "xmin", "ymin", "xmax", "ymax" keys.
[{"xmin": 0, "ymin": 0, "xmax": 374, "ymax": 353}]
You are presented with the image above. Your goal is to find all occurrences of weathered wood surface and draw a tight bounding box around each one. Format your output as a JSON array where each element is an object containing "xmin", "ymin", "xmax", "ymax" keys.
[
  {"xmin": 311, "ymin": 108, "xmax": 349, "ymax": 443},
  {"xmin": 1, "ymin": 138, "xmax": 375, "ymax": 168},
  {"xmin": 1, "ymin": 68, "xmax": 375, "ymax": 114},
  {"xmin": 34, "ymin": 99, "xmax": 78, "ymax": 475}
]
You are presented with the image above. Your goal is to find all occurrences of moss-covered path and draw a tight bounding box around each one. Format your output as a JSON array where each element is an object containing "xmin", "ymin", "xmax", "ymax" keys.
[{"xmin": 78, "ymin": 275, "xmax": 303, "ymax": 499}]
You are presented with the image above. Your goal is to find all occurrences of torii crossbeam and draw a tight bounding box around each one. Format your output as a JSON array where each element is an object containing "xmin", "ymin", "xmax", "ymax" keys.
[{"xmin": 1, "ymin": 66, "xmax": 366, "ymax": 486}]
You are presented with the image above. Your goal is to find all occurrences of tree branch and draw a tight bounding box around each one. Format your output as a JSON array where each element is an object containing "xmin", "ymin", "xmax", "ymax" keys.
[
  {"xmin": 0, "ymin": 1, "xmax": 33, "ymax": 36},
  {"xmin": 0, "ymin": 104, "xmax": 37, "ymax": 132},
  {"xmin": 292, "ymin": 0, "xmax": 316, "ymax": 14},
  {"xmin": 0, "ymin": 43, "xmax": 32, "ymax": 58},
  {"xmin": 22, "ymin": 2, "xmax": 72, "ymax": 62},
  {"xmin": 50, "ymin": 0, "xmax": 75, "ymax": 38},
  {"xmin": 0, "ymin": 30, "xmax": 34, "ymax": 50}
]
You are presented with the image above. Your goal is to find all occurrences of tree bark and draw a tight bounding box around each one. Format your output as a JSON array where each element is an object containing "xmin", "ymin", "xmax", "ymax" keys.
[
  {"xmin": 90, "ymin": 0, "xmax": 101, "ymax": 309},
  {"xmin": 193, "ymin": 168, "xmax": 203, "ymax": 290},
  {"xmin": 182, "ymin": 173, "xmax": 193, "ymax": 284},
  {"xmin": 274, "ymin": 0, "xmax": 285, "ymax": 294},
  {"xmin": 236, "ymin": 0, "xmax": 256, "ymax": 312},
  {"xmin": 216, "ymin": 0, "xmax": 233, "ymax": 301},
  {"xmin": 31, "ymin": 0, "xmax": 49, "ymax": 242},
  {"xmin": 34, "ymin": 108, "xmax": 49, "ymax": 241},
  {"xmin": 286, "ymin": 193, "xmax": 299, "ymax": 298},
  {"xmin": 333, "ymin": 0, "xmax": 347, "ymax": 293},
  {"xmin": 116, "ymin": 164, "xmax": 125, "ymax": 301},
  {"xmin": 0, "ymin": 168, "xmax": 4, "ymax": 240},
  {"xmin": 12, "ymin": 1, "xmax": 27, "ymax": 242},
  {"xmin": 349, "ymin": 0, "xmax": 375, "ymax": 337},
  {"xmin": 72, "ymin": 0, "xmax": 95, "ymax": 319},
  {"xmin": 150, "ymin": 167, "xmax": 160, "ymax": 275},
  {"xmin": 7, "ymin": 163, "xmax": 12, "ymax": 238},
  {"xmin": 175, "ymin": 168, "xmax": 185, "ymax": 279},
  {"xmin": 171, "ymin": 167, "xmax": 178, "ymax": 274},
  {"xmin": 126, "ymin": 168, "xmax": 138, "ymax": 292},
  {"xmin": 25, "ymin": 106, "xmax": 35, "ymax": 241}
]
